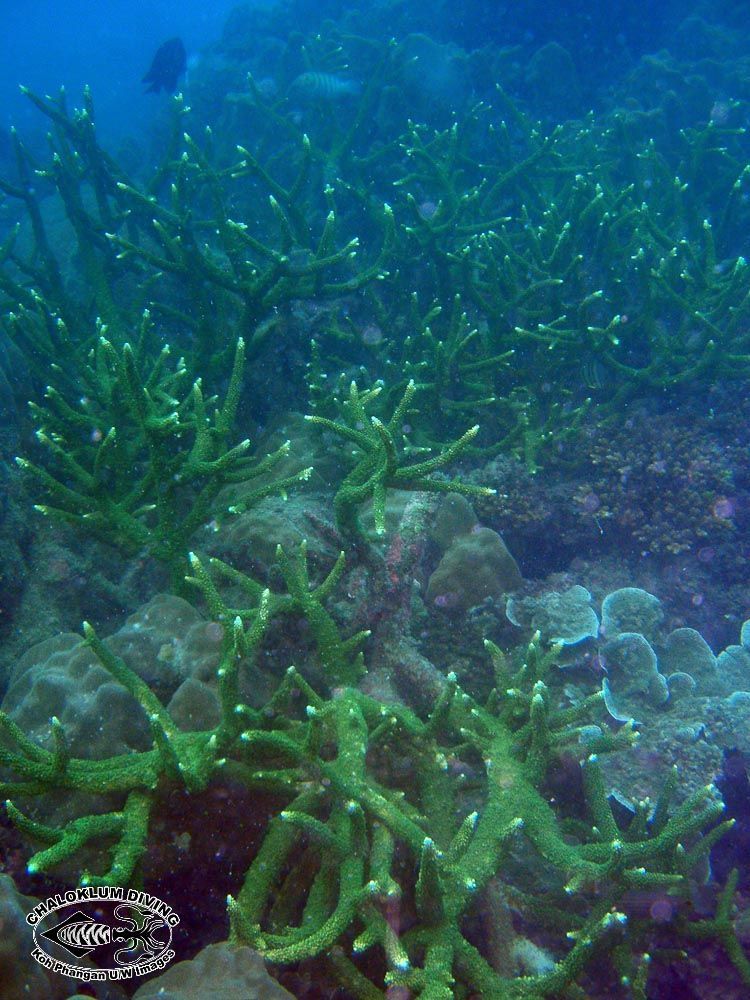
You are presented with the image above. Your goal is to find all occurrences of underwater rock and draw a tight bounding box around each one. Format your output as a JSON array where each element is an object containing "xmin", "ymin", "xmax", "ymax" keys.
[
  {"xmin": 132, "ymin": 941, "xmax": 294, "ymax": 999},
  {"xmin": 525, "ymin": 42, "xmax": 582, "ymax": 120},
  {"xmin": 209, "ymin": 494, "xmax": 341, "ymax": 585},
  {"xmin": 398, "ymin": 33, "xmax": 471, "ymax": 123},
  {"xmin": 600, "ymin": 587, "xmax": 663, "ymax": 641},
  {"xmin": 430, "ymin": 493, "xmax": 478, "ymax": 550},
  {"xmin": 426, "ymin": 494, "xmax": 521, "ymax": 613},
  {"xmin": 427, "ymin": 525, "xmax": 522, "ymax": 613},
  {"xmin": 110, "ymin": 594, "xmax": 223, "ymax": 699},
  {"xmin": 0, "ymin": 874, "xmax": 73, "ymax": 1000},
  {"xmin": 0, "ymin": 634, "xmax": 153, "ymax": 879},
  {"xmin": 601, "ymin": 631, "xmax": 669, "ymax": 722},
  {"xmin": 673, "ymin": 14, "xmax": 742, "ymax": 62},
  {"xmin": 506, "ymin": 585, "xmax": 599, "ymax": 646},
  {"xmin": 2, "ymin": 633, "xmax": 152, "ymax": 760},
  {"xmin": 219, "ymin": 3, "xmax": 277, "ymax": 58},
  {"xmin": 1, "ymin": 595, "xmax": 227, "ymax": 770},
  {"xmin": 166, "ymin": 676, "xmax": 221, "ymax": 732}
]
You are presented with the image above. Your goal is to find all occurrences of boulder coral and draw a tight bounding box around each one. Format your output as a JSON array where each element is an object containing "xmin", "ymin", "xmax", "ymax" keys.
[{"xmin": 426, "ymin": 494, "xmax": 522, "ymax": 612}]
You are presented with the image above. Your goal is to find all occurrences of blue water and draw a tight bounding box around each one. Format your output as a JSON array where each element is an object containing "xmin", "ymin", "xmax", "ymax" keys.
[{"xmin": 0, "ymin": 0, "xmax": 241, "ymax": 139}]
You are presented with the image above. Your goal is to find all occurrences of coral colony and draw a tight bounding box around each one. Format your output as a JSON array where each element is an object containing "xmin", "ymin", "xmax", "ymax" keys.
[{"xmin": 3, "ymin": 7, "xmax": 750, "ymax": 998}]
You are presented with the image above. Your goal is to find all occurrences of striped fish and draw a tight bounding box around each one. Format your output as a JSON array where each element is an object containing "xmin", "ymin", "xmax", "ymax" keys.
[{"xmin": 289, "ymin": 71, "xmax": 361, "ymax": 102}]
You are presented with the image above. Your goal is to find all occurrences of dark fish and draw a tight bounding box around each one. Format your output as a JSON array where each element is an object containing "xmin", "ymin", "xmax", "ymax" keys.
[{"xmin": 142, "ymin": 38, "xmax": 186, "ymax": 94}]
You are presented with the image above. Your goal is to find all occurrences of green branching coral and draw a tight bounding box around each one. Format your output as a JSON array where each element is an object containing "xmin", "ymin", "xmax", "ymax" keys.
[
  {"xmin": 0, "ymin": 603, "xmax": 744, "ymax": 997},
  {"xmin": 381, "ymin": 293, "xmax": 513, "ymax": 437},
  {"xmin": 17, "ymin": 332, "xmax": 310, "ymax": 587},
  {"xmin": 392, "ymin": 113, "xmax": 560, "ymax": 301},
  {"xmin": 306, "ymin": 378, "xmax": 495, "ymax": 539},
  {"xmin": 0, "ymin": 86, "xmax": 130, "ymax": 346},
  {"xmin": 113, "ymin": 132, "xmax": 395, "ymax": 366},
  {"xmin": 4, "ymin": 44, "xmax": 750, "ymax": 1000},
  {"xmin": 380, "ymin": 100, "xmax": 750, "ymax": 421},
  {"xmin": 0, "ymin": 86, "xmax": 392, "ymax": 381},
  {"xmin": 186, "ymin": 544, "xmax": 370, "ymax": 688},
  {"xmin": 218, "ymin": 639, "xmax": 743, "ymax": 997}
]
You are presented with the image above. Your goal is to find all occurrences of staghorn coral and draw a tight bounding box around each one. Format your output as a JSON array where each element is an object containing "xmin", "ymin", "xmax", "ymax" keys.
[
  {"xmin": 17, "ymin": 335, "xmax": 312, "ymax": 589},
  {"xmin": 307, "ymin": 379, "xmax": 496, "ymax": 540},
  {"xmin": 0, "ymin": 556, "xmax": 747, "ymax": 996},
  {"xmin": 4, "ymin": 16, "xmax": 750, "ymax": 997},
  {"xmin": 0, "ymin": 85, "xmax": 392, "ymax": 381}
]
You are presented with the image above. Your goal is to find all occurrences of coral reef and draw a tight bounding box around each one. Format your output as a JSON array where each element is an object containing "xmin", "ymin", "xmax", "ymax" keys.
[
  {"xmin": 18, "ymin": 335, "xmax": 312, "ymax": 589},
  {"xmin": 307, "ymin": 380, "xmax": 494, "ymax": 540},
  {"xmin": 426, "ymin": 496, "xmax": 522, "ymax": 613},
  {"xmin": 584, "ymin": 410, "xmax": 738, "ymax": 557},
  {"xmin": 1, "ymin": 602, "xmax": 741, "ymax": 996},
  {"xmin": 3, "ymin": 3, "xmax": 750, "ymax": 996}
]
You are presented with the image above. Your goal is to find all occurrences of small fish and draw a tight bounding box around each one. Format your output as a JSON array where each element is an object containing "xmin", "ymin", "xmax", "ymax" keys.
[
  {"xmin": 581, "ymin": 359, "xmax": 608, "ymax": 390},
  {"xmin": 288, "ymin": 71, "xmax": 361, "ymax": 103},
  {"xmin": 142, "ymin": 37, "xmax": 187, "ymax": 94}
]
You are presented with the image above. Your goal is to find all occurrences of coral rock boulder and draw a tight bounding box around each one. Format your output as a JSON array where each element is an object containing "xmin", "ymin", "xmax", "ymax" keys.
[{"xmin": 427, "ymin": 525, "xmax": 522, "ymax": 612}]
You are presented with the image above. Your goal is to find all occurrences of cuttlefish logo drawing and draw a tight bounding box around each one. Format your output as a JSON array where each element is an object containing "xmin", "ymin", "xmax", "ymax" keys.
[{"xmin": 26, "ymin": 887, "xmax": 179, "ymax": 982}]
